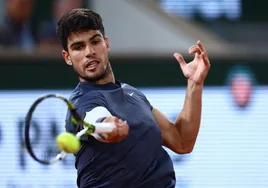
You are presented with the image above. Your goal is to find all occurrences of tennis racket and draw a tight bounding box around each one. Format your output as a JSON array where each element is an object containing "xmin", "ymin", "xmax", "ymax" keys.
[{"xmin": 24, "ymin": 94, "xmax": 115, "ymax": 165}]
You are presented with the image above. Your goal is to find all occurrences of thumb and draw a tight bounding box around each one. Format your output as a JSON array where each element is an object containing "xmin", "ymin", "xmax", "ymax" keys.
[
  {"xmin": 114, "ymin": 117, "xmax": 124, "ymax": 127},
  {"xmin": 173, "ymin": 53, "xmax": 187, "ymax": 68}
]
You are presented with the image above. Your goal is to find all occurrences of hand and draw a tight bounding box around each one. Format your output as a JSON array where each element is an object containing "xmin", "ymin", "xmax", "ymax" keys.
[
  {"xmin": 97, "ymin": 116, "xmax": 129, "ymax": 143},
  {"xmin": 173, "ymin": 40, "xmax": 211, "ymax": 85}
]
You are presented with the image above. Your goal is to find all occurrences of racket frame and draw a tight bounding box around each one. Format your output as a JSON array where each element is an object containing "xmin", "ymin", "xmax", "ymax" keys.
[{"xmin": 24, "ymin": 94, "xmax": 113, "ymax": 165}]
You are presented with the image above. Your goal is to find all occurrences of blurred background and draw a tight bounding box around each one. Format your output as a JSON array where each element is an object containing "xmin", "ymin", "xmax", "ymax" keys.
[{"xmin": 0, "ymin": 0, "xmax": 268, "ymax": 187}]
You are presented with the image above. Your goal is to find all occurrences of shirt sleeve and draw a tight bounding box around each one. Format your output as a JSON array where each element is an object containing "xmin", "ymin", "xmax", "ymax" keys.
[
  {"xmin": 84, "ymin": 106, "xmax": 111, "ymax": 124},
  {"xmin": 136, "ymin": 90, "xmax": 153, "ymax": 111},
  {"xmin": 123, "ymin": 83, "xmax": 153, "ymax": 111},
  {"xmin": 65, "ymin": 92, "xmax": 109, "ymax": 136}
]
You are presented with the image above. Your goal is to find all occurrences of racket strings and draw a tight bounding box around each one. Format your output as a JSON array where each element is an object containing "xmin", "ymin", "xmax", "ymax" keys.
[{"xmin": 28, "ymin": 97, "xmax": 68, "ymax": 162}]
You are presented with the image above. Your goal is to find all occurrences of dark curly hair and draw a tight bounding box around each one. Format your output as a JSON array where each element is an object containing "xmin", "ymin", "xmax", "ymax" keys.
[{"xmin": 56, "ymin": 8, "xmax": 105, "ymax": 51}]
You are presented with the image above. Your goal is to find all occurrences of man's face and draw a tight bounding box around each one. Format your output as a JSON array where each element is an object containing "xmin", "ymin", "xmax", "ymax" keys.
[{"xmin": 62, "ymin": 30, "xmax": 111, "ymax": 83}]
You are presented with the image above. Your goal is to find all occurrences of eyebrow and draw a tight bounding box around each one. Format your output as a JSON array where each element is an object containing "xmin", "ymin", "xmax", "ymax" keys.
[
  {"xmin": 70, "ymin": 34, "xmax": 103, "ymax": 48},
  {"xmin": 89, "ymin": 34, "xmax": 103, "ymax": 41}
]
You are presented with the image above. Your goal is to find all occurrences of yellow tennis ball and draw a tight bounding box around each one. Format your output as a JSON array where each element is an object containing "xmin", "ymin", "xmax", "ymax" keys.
[{"xmin": 56, "ymin": 132, "xmax": 80, "ymax": 154}]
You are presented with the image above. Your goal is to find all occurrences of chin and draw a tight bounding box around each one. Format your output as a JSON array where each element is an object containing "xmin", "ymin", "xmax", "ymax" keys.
[{"xmin": 84, "ymin": 74, "xmax": 105, "ymax": 82}]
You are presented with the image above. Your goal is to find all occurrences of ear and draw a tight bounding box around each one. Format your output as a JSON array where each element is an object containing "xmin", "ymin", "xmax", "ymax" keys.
[
  {"xmin": 62, "ymin": 50, "xmax": 72, "ymax": 66},
  {"xmin": 104, "ymin": 37, "xmax": 110, "ymax": 51}
]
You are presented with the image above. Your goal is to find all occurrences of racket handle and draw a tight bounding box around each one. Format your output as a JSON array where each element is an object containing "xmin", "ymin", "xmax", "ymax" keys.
[{"xmin": 94, "ymin": 122, "xmax": 116, "ymax": 133}]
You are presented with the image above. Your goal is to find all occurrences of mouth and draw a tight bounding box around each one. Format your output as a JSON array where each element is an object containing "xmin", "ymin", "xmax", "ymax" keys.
[{"xmin": 85, "ymin": 60, "xmax": 100, "ymax": 71}]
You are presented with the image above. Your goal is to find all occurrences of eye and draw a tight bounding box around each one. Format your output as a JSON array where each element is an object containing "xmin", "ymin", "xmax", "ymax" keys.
[
  {"xmin": 73, "ymin": 45, "xmax": 84, "ymax": 50},
  {"xmin": 92, "ymin": 40, "xmax": 100, "ymax": 45}
]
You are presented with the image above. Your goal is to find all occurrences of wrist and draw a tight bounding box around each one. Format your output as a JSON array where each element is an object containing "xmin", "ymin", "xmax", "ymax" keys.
[{"xmin": 187, "ymin": 79, "xmax": 204, "ymax": 88}]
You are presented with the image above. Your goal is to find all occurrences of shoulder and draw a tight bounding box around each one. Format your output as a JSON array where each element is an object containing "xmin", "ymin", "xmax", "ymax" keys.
[
  {"xmin": 121, "ymin": 83, "xmax": 147, "ymax": 98},
  {"xmin": 121, "ymin": 83, "xmax": 141, "ymax": 94},
  {"xmin": 121, "ymin": 82, "xmax": 153, "ymax": 109},
  {"xmin": 69, "ymin": 86, "xmax": 107, "ymax": 113}
]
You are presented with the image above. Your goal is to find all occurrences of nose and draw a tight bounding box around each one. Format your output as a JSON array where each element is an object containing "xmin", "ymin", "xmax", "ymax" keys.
[{"xmin": 85, "ymin": 45, "xmax": 96, "ymax": 57}]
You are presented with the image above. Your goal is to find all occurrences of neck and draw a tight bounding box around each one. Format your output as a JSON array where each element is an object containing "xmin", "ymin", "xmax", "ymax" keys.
[{"xmin": 94, "ymin": 72, "xmax": 115, "ymax": 85}]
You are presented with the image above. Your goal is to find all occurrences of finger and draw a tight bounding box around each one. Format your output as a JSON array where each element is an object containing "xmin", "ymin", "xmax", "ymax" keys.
[
  {"xmin": 115, "ymin": 118, "xmax": 124, "ymax": 127},
  {"xmin": 173, "ymin": 53, "xmax": 187, "ymax": 67},
  {"xmin": 197, "ymin": 40, "xmax": 207, "ymax": 54},
  {"xmin": 189, "ymin": 48, "xmax": 201, "ymax": 55},
  {"xmin": 115, "ymin": 120, "xmax": 126, "ymax": 136},
  {"xmin": 118, "ymin": 126, "xmax": 125, "ymax": 137},
  {"xmin": 188, "ymin": 45, "xmax": 196, "ymax": 51},
  {"xmin": 122, "ymin": 121, "xmax": 129, "ymax": 136},
  {"xmin": 189, "ymin": 45, "xmax": 201, "ymax": 55},
  {"xmin": 201, "ymin": 52, "xmax": 210, "ymax": 66},
  {"xmin": 114, "ymin": 117, "xmax": 124, "ymax": 127},
  {"xmin": 113, "ymin": 117, "xmax": 120, "ymax": 124},
  {"xmin": 117, "ymin": 121, "xmax": 128, "ymax": 137},
  {"xmin": 114, "ymin": 127, "xmax": 125, "ymax": 142},
  {"xmin": 109, "ymin": 126, "xmax": 118, "ymax": 137}
]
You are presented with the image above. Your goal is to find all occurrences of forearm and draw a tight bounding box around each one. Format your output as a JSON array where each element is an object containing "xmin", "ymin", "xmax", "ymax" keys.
[{"xmin": 175, "ymin": 79, "xmax": 203, "ymax": 150}]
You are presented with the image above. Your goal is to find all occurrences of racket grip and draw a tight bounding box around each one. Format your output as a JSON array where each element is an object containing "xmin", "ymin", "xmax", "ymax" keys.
[{"xmin": 94, "ymin": 122, "xmax": 116, "ymax": 133}]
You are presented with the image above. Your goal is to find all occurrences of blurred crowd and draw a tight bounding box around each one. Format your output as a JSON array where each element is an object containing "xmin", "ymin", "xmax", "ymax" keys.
[{"xmin": 0, "ymin": 0, "xmax": 85, "ymax": 54}]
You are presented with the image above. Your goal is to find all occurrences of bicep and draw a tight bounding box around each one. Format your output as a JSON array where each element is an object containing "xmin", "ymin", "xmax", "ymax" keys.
[{"xmin": 152, "ymin": 108, "xmax": 183, "ymax": 154}]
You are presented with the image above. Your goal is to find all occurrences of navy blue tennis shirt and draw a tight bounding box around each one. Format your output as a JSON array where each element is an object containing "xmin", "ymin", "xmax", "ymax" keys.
[{"xmin": 65, "ymin": 81, "xmax": 176, "ymax": 188}]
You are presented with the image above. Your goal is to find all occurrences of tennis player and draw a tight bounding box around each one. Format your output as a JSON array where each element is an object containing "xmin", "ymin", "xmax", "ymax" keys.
[{"xmin": 57, "ymin": 8, "xmax": 210, "ymax": 188}]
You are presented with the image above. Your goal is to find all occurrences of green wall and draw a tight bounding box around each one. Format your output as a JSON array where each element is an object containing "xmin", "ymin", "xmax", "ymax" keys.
[{"xmin": 0, "ymin": 56, "xmax": 267, "ymax": 90}]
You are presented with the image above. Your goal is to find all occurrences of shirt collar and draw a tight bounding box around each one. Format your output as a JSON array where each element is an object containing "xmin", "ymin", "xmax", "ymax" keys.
[{"xmin": 78, "ymin": 80, "xmax": 122, "ymax": 91}]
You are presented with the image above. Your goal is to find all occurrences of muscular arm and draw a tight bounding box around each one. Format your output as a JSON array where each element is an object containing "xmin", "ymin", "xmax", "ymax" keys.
[{"xmin": 153, "ymin": 80, "xmax": 203, "ymax": 154}]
